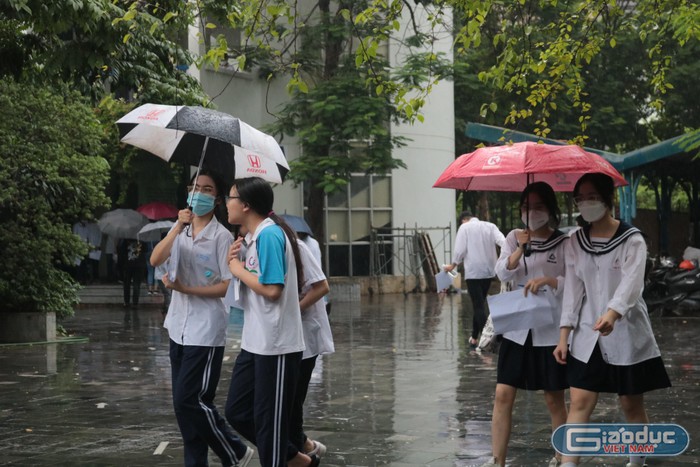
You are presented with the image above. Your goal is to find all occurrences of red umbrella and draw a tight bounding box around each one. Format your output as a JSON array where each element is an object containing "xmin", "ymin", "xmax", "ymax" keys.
[
  {"xmin": 433, "ymin": 142, "xmax": 627, "ymax": 192},
  {"xmin": 137, "ymin": 201, "xmax": 179, "ymax": 220}
]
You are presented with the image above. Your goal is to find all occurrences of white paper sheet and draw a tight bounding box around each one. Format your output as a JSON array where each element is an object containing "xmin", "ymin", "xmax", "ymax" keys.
[
  {"xmin": 487, "ymin": 288, "xmax": 557, "ymax": 334},
  {"xmin": 435, "ymin": 270, "xmax": 457, "ymax": 292}
]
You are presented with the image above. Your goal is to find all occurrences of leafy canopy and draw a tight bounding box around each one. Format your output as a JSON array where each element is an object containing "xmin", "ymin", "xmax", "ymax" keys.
[{"xmin": 0, "ymin": 78, "xmax": 110, "ymax": 316}]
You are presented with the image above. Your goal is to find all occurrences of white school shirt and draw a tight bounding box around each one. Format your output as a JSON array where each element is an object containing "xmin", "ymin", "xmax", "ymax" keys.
[
  {"xmin": 495, "ymin": 229, "xmax": 568, "ymax": 346},
  {"xmin": 239, "ymin": 218, "xmax": 305, "ymax": 356},
  {"xmin": 163, "ymin": 217, "xmax": 233, "ymax": 347},
  {"xmin": 297, "ymin": 241, "xmax": 334, "ymax": 359},
  {"xmin": 452, "ymin": 218, "xmax": 506, "ymax": 279},
  {"xmin": 560, "ymin": 223, "xmax": 662, "ymax": 365}
]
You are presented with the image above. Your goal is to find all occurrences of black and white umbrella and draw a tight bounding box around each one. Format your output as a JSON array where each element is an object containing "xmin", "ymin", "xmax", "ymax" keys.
[{"xmin": 116, "ymin": 104, "xmax": 289, "ymax": 184}]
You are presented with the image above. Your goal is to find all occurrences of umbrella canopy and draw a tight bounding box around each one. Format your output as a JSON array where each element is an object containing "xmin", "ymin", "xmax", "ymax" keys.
[
  {"xmin": 280, "ymin": 214, "xmax": 313, "ymax": 236},
  {"xmin": 137, "ymin": 220, "xmax": 175, "ymax": 242},
  {"xmin": 433, "ymin": 142, "xmax": 628, "ymax": 192},
  {"xmin": 116, "ymin": 103, "xmax": 289, "ymax": 183},
  {"xmin": 97, "ymin": 209, "xmax": 149, "ymax": 239},
  {"xmin": 137, "ymin": 201, "xmax": 179, "ymax": 220}
]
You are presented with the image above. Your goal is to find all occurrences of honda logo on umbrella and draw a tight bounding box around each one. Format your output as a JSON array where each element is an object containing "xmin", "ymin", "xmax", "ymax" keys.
[
  {"xmin": 138, "ymin": 109, "xmax": 168, "ymax": 121},
  {"xmin": 248, "ymin": 154, "xmax": 262, "ymax": 168}
]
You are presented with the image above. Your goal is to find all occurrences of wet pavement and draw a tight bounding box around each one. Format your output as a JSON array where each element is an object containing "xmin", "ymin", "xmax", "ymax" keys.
[{"xmin": 0, "ymin": 293, "xmax": 698, "ymax": 466}]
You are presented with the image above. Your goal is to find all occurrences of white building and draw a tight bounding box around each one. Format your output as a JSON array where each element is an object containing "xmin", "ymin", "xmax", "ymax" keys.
[{"xmin": 187, "ymin": 6, "xmax": 456, "ymax": 284}]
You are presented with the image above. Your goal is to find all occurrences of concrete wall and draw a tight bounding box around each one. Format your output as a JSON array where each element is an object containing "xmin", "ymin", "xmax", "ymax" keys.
[
  {"xmin": 194, "ymin": 4, "xmax": 456, "ymax": 279},
  {"xmin": 389, "ymin": 6, "xmax": 456, "ymax": 268}
]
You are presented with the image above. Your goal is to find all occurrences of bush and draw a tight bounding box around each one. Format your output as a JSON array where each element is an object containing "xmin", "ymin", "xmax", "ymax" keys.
[{"xmin": 0, "ymin": 78, "xmax": 110, "ymax": 317}]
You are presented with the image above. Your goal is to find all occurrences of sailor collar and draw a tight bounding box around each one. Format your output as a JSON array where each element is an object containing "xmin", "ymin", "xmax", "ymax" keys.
[
  {"xmin": 528, "ymin": 229, "xmax": 568, "ymax": 253},
  {"xmin": 575, "ymin": 221, "xmax": 641, "ymax": 255}
]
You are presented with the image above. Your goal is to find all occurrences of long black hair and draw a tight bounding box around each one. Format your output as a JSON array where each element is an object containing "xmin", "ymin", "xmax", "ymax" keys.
[
  {"xmin": 574, "ymin": 173, "xmax": 615, "ymax": 209},
  {"xmin": 520, "ymin": 181, "xmax": 561, "ymax": 227},
  {"xmin": 233, "ymin": 177, "xmax": 304, "ymax": 292}
]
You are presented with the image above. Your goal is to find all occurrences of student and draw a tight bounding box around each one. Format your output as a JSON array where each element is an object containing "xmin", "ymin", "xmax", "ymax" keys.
[
  {"xmin": 482, "ymin": 182, "xmax": 569, "ymax": 467},
  {"xmin": 224, "ymin": 177, "xmax": 318, "ymax": 467},
  {"xmin": 444, "ymin": 212, "xmax": 506, "ymax": 348},
  {"xmin": 151, "ymin": 170, "xmax": 253, "ymax": 467},
  {"xmin": 289, "ymin": 240, "xmax": 333, "ymax": 459},
  {"xmin": 553, "ymin": 173, "xmax": 671, "ymax": 467}
]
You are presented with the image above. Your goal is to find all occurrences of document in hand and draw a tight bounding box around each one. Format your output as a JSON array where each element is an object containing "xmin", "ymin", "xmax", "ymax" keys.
[
  {"xmin": 435, "ymin": 270, "xmax": 457, "ymax": 292},
  {"xmin": 487, "ymin": 288, "xmax": 557, "ymax": 334}
]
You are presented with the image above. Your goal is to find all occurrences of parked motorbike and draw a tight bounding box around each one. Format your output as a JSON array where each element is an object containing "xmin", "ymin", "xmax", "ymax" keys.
[{"xmin": 644, "ymin": 256, "xmax": 700, "ymax": 315}]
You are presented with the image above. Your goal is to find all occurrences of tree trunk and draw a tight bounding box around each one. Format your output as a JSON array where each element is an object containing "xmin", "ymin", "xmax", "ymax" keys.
[
  {"xmin": 478, "ymin": 192, "xmax": 490, "ymax": 221},
  {"xmin": 306, "ymin": 183, "xmax": 326, "ymax": 261}
]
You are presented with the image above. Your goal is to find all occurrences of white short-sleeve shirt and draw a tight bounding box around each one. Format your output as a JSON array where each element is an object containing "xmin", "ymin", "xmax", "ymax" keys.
[
  {"xmin": 297, "ymin": 241, "xmax": 334, "ymax": 359},
  {"xmin": 239, "ymin": 218, "xmax": 305, "ymax": 356},
  {"xmin": 163, "ymin": 217, "xmax": 233, "ymax": 347}
]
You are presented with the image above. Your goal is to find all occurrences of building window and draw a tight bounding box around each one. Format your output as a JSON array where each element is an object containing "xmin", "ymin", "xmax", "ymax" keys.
[
  {"xmin": 202, "ymin": 16, "xmax": 242, "ymax": 70},
  {"xmin": 322, "ymin": 174, "xmax": 392, "ymax": 276}
]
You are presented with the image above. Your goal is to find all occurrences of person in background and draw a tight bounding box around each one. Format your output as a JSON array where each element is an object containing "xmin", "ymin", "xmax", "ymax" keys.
[
  {"xmin": 73, "ymin": 220, "xmax": 102, "ymax": 284},
  {"xmin": 554, "ymin": 173, "xmax": 671, "ymax": 467},
  {"xmin": 145, "ymin": 240, "xmax": 158, "ymax": 295},
  {"xmin": 224, "ymin": 177, "xmax": 317, "ymax": 467},
  {"xmin": 444, "ymin": 211, "xmax": 506, "ymax": 348},
  {"xmin": 118, "ymin": 238, "xmax": 145, "ymax": 308},
  {"xmin": 482, "ymin": 182, "xmax": 569, "ymax": 467},
  {"xmin": 288, "ymin": 240, "xmax": 333, "ymax": 460},
  {"xmin": 104, "ymin": 235, "xmax": 118, "ymax": 282},
  {"xmin": 151, "ymin": 169, "xmax": 253, "ymax": 467}
]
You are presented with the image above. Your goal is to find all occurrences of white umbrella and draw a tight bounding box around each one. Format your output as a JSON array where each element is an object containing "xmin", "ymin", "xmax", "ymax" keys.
[
  {"xmin": 97, "ymin": 209, "xmax": 149, "ymax": 239},
  {"xmin": 116, "ymin": 104, "xmax": 289, "ymax": 184},
  {"xmin": 137, "ymin": 220, "xmax": 175, "ymax": 242}
]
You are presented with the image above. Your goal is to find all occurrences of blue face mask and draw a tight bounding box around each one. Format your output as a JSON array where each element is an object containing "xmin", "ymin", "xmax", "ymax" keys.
[{"xmin": 187, "ymin": 192, "xmax": 216, "ymax": 216}]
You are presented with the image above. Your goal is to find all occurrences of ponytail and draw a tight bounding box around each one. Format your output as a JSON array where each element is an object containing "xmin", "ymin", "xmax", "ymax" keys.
[
  {"xmin": 232, "ymin": 177, "xmax": 305, "ymax": 293},
  {"xmin": 268, "ymin": 211, "xmax": 304, "ymax": 294}
]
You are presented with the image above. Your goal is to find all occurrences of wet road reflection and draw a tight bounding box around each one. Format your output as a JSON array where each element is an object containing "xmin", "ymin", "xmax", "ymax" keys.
[{"xmin": 0, "ymin": 295, "xmax": 697, "ymax": 466}]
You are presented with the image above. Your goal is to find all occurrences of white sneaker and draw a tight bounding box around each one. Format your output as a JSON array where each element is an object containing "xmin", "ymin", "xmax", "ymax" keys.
[
  {"xmin": 306, "ymin": 440, "xmax": 327, "ymax": 458},
  {"xmin": 547, "ymin": 457, "xmax": 561, "ymax": 467},
  {"xmin": 238, "ymin": 446, "xmax": 254, "ymax": 467},
  {"xmin": 479, "ymin": 457, "xmax": 500, "ymax": 467}
]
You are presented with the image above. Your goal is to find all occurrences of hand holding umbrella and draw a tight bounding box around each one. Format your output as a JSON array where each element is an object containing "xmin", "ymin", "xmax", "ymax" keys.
[{"xmin": 515, "ymin": 228, "xmax": 531, "ymax": 257}]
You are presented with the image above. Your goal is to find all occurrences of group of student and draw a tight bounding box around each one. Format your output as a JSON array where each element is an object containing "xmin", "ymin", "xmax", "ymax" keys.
[
  {"xmin": 150, "ymin": 170, "xmax": 333, "ymax": 467},
  {"xmin": 449, "ymin": 173, "xmax": 671, "ymax": 467}
]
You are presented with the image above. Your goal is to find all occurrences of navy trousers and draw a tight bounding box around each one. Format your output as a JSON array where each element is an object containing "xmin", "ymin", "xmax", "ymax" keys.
[
  {"xmin": 225, "ymin": 349, "xmax": 302, "ymax": 467},
  {"xmin": 169, "ymin": 340, "xmax": 249, "ymax": 467},
  {"xmin": 288, "ymin": 355, "xmax": 318, "ymax": 456},
  {"xmin": 466, "ymin": 278, "xmax": 492, "ymax": 340}
]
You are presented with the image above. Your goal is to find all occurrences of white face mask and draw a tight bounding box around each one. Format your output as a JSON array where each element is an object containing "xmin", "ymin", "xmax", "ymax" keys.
[
  {"xmin": 577, "ymin": 200, "xmax": 608, "ymax": 222},
  {"xmin": 521, "ymin": 210, "xmax": 549, "ymax": 231}
]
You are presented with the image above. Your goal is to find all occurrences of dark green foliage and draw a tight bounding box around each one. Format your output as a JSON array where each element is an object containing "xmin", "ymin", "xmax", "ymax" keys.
[
  {"xmin": 0, "ymin": 78, "xmax": 110, "ymax": 316},
  {"xmin": 1, "ymin": 0, "xmax": 207, "ymax": 104}
]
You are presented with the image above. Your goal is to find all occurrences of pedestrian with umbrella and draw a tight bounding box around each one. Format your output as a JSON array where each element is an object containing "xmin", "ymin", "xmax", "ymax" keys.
[
  {"xmin": 433, "ymin": 142, "xmax": 631, "ymax": 465},
  {"xmin": 554, "ymin": 173, "xmax": 671, "ymax": 467},
  {"xmin": 481, "ymin": 182, "xmax": 569, "ymax": 467},
  {"xmin": 150, "ymin": 169, "xmax": 253, "ymax": 467}
]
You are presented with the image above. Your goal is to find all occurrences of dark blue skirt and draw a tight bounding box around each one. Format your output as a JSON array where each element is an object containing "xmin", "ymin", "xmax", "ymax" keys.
[
  {"xmin": 497, "ymin": 332, "xmax": 569, "ymax": 391},
  {"xmin": 567, "ymin": 343, "xmax": 671, "ymax": 395}
]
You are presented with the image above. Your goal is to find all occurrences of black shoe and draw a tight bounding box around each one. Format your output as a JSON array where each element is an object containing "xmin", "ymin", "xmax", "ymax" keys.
[{"xmin": 309, "ymin": 455, "xmax": 320, "ymax": 467}]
